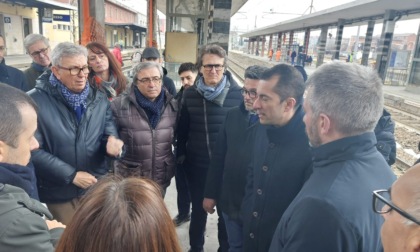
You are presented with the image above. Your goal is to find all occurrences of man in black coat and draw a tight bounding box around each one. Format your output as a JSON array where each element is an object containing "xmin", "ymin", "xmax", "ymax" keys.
[
  {"xmin": 0, "ymin": 34, "xmax": 28, "ymax": 91},
  {"xmin": 241, "ymin": 64, "xmax": 313, "ymax": 252},
  {"xmin": 269, "ymin": 62, "xmax": 396, "ymax": 252},
  {"xmin": 177, "ymin": 44, "xmax": 243, "ymax": 252},
  {"xmin": 28, "ymin": 42, "xmax": 124, "ymax": 225},
  {"xmin": 0, "ymin": 83, "xmax": 64, "ymax": 251},
  {"xmin": 172, "ymin": 62, "xmax": 198, "ymax": 226},
  {"xmin": 203, "ymin": 65, "xmax": 267, "ymax": 252}
]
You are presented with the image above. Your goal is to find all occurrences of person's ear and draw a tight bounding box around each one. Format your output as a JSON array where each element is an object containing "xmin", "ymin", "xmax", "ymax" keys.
[
  {"xmin": 0, "ymin": 140, "xmax": 8, "ymax": 163},
  {"xmin": 284, "ymin": 98, "xmax": 296, "ymax": 112}
]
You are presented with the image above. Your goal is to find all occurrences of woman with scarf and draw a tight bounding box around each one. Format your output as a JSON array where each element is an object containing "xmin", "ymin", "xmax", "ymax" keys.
[
  {"xmin": 111, "ymin": 62, "xmax": 178, "ymax": 195},
  {"xmin": 86, "ymin": 42, "xmax": 128, "ymax": 100}
]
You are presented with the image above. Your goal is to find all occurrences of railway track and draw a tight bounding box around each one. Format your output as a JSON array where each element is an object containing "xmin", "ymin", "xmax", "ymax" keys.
[{"xmin": 227, "ymin": 57, "xmax": 417, "ymax": 173}]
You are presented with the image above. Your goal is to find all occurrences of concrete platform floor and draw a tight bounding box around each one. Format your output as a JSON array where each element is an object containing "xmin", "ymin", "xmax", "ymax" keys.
[{"xmin": 164, "ymin": 178, "xmax": 220, "ymax": 252}]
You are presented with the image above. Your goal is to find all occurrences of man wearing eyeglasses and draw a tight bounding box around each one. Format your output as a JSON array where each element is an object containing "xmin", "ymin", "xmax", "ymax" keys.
[
  {"xmin": 141, "ymin": 47, "xmax": 176, "ymax": 96},
  {"xmin": 23, "ymin": 34, "xmax": 51, "ymax": 90},
  {"xmin": 269, "ymin": 62, "xmax": 396, "ymax": 252},
  {"xmin": 374, "ymin": 164, "xmax": 420, "ymax": 252},
  {"xmin": 111, "ymin": 62, "xmax": 178, "ymax": 193},
  {"xmin": 177, "ymin": 44, "xmax": 243, "ymax": 252},
  {"xmin": 0, "ymin": 34, "xmax": 28, "ymax": 91},
  {"xmin": 203, "ymin": 65, "xmax": 267, "ymax": 252},
  {"xmin": 28, "ymin": 42, "xmax": 123, "ymax": 225}
]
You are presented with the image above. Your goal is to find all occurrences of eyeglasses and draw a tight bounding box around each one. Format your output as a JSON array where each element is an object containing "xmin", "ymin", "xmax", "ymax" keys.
[
  {"xmin": 137, "ymin": 76, "xmax": 162, "ymax": 85},
  {"xmin": 0, "ymin": 46, "xmax": 6, "ymax": 52},
  {"xmin": 57, "ymin": 65, "xmax": 90, "ymax": 76},
  {"xmin": 372, "ymin": 189, "xmax": 420, "ymax": 225},
  {"xmin": 202, "ymin": 64, "xmax": 224, "ymax": 71},
  {"xmin": 241, "ymin": 88, "xmax": 257, "ymax": 99},
  {"xmin": 30, "ymin": 47, "xmax": 50, "ymax": 57}
]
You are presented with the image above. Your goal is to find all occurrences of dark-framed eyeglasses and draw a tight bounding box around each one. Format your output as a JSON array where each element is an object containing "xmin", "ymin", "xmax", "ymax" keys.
[
  {"xmin": 241, "ymin": 88, "xmax": 257, "ymax": 99},
  {"xmin": 30, "ymin": 47, "xmax": 50, "ymax": 57},
  {"xmin": 137, "ymin": 76, "xmax": 162, "ymax": 85},
  {"xmin": 202, "ymin": 64, "xmax": 224, "ymax": 71},
  {"xmin": 372, "ymin": 189, "xmax": 420, "ymax": 225},
  {"xmin": 57, "ymin": 65, "xmax": 90, "ymax": 76}
]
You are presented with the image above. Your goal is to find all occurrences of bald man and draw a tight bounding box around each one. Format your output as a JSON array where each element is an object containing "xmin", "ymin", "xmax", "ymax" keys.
[{"xmin": 373, "ymin": 164, "xmax": 420, "ymax": 252}]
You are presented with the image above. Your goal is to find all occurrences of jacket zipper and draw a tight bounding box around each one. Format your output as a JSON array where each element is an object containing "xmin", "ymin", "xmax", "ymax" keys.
[{"xmin": 203, "ymin": 99, "xmax": 212, "ymax": 159}]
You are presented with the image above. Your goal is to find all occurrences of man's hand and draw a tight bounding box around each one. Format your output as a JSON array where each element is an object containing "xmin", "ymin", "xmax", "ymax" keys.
[
  {"xmin": 203, "ymin": 198, "xmax": 217, "ymax": 214},
  {"xmin": 106, "ymin": 135, "xmax": 124, "ymax": 157},
  {"xmin": 72, "ymin": 171, "xmax": 97, "ymax": 189},
  {"xmin": 46, "ymin": 220, "xmax": 66, "ymax": 230}
]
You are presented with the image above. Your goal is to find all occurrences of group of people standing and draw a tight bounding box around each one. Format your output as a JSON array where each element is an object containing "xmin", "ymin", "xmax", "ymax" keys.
[{"xmin": 0, "ymin": 31, "xmax": 417, "ymax": 252}]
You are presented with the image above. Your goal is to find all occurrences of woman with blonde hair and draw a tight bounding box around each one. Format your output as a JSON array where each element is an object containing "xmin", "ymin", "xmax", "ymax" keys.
[
  {"xmin": 86, "ymin": 42, "xmax": 128, "ymax": 99},
  {"xmin": 55, "ymin": 176, "xmax": 181, "ymax": 252}
]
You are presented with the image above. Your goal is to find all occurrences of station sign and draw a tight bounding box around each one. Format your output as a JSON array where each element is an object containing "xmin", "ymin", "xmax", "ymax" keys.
[
  {"xmin": 53, "ymin": 15, "xmax": 71, "ymax": 22},
  {"xmin": 42, "ymin": 8, "xmax": 53, "ymax": 23}
]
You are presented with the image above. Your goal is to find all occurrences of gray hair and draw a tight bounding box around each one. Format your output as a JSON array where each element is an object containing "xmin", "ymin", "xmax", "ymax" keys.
[
  {"xmin": 305, "ymin": 62, "xmax": 383, "ymax": 136},
  {"xmin": 133, "ymin": 62, "xmax": 163, "ymax": 81},
  {"xmin": 51, "ymin": 42, "xmax": 88, "ymax": 66},
  {"xmin": 244, "ymin": 65, "xmax": 268, "ymax": 80},
  {"xmin": 197, "ymin": 44, "xmax": 227, "ymax": 69},
  {"xmin": 24, "ymin": 34, "xmax": 50, "ymax": 53}
]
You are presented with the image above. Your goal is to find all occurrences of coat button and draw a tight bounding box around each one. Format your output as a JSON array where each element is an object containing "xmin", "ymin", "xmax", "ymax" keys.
[
  {"xmin": 253, "ymin": 211, "xmax": 258, "ymax": 217},
  {"xmin": 257, "ymin": 189, "xmax": 262, "ymax": 195},
  {"xmin": 250, "ymin": 233, "xmax": 255, "ymax": 239},
  {"xmin": 262, "ymin": 165, "xmax": 268, "ymax": 172}
]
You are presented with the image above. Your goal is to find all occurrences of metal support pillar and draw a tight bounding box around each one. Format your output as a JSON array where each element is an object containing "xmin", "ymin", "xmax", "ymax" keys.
[
  {"xmin": 248, "ymin": 39, "xmax": 251, "ymax": 54},
  {"xmin": 277, "ymin": 32, "xmax": 282, "ymax": 49},
  {"xmin": 303, "ymin": 28, "xmax": 310, "ymax": 54},
  {"xmin": 317, "ymin": 26, "xmax": 328, "ymax": 67},
  {"xmin": 147, "ymin": 0, "xmax": 157, "ymax": 47},
  {"xmin": 38, "ymin": 8, "xmax": 44, "ymax": 35},
  {"xmin": 256, "ymin": 37, "xmax": 260, "ymax": 56},
  {"xmin": 207, "ymin": 0, "xmax": 232, "ymax": 53},
  {"xmin": 407, "ymin": 22, "xmax": 420, "ymax": 87},
  {"xmin": 251, "ymin": 40, "xmax": 255, "ymax": 54},
  {"xmin": 261, "ymin": 36, "xmax": 265, "ymax": 57},
  {"xmin": 333, "ymin": 19, "xmax": 345, "ymax": 60},
  {"xmin": 288, "ymin": 31, "xmax": 294, "ymax": 49},
  {"xmin": 376, "ymin": 10, "xmax": 397, "ymax": 80},
  {"xmin": 79, "ymin": 0, "xmax": 105, "ymax": 45},
  {"xmin": 268, "ymin": 34, "xmax": 273, "ymax": 52},
  {"xmin": 361, "ymin": 20, "xmax": 375, "ymax": 66}
]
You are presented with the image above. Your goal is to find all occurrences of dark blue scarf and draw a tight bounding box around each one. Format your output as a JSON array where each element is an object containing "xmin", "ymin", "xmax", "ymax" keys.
[
  {"xmin": 49, "ymin": 73, "xmax": 89, "ymax": 122},
  {"xmin": 31, "ymin": 62, "xmax": 49, "ymax": 73},
  {"xmin": 134, "ymin": 87, "xmax": 165, "ymax": 129},
  {"xmin": 0, "ymin": 162, "xmax": 39, "ymax": 200}
]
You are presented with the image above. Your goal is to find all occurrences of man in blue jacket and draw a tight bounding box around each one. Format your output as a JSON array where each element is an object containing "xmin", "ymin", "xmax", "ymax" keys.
[
  {"xmin": 269, "ymin": 62, "xmax": 396, "ymax": 252},
  {"xmin": 0, "ymin": 34, "xmax": 28, "ymax": 91}
]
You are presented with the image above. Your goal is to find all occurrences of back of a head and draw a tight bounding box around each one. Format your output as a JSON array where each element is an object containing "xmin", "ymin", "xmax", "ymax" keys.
[
  {"xmin": 0, "ymin": 83, "xmax": 37, "ymax": 148},
  {"xmin": 306, "ymin": 61, "xmax": 383, "ymax": 136},
  {"xmin": 51, "ymin": 42, "xmax": 87, "ymax": 67},
  {"xmin": 55, "ymin": 176, "xmax": 181, "ymax": 252},
  {"xmin": 178, "ymin": 62, "xmax": 198, "ymax": 75},
  {"xmin": 261, "ymin": 63, "xmax": 305, "ymax": 106},
  {"xmin": 244, "ymin": 65, "xmax": 268, "ymax": 80}
]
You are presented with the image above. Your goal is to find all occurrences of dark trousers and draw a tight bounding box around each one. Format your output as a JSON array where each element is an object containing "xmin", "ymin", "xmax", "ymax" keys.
[
  {"xmin": 186, "ymin": 163, "xmax": 229, "ymax": 252},
  {"xmin": 175, "ymin": 163, "xmax": 191, "ymax": 216}
]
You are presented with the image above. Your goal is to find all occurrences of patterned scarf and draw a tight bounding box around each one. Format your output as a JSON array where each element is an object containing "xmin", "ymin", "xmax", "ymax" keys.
[
  {"xmin": 94, "ymin": 74, "xmax": 117, "ymax": 99},
  {"xmin": 134, "ymin": 87, "xmax": 165, "ymax": 129},
  {"xmin": 196, "ymin": 75, "xmax": 227, "ymax": 101},
  {"xmin": 49, "ymin": 73, "xmax": 89, "ymax": 122}
]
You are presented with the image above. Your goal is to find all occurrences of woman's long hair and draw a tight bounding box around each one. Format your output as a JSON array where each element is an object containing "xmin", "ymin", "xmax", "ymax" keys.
[
  {"xmin": 86, "ymin": 42, "xmax": 127, "ymax": 95},
  {"xmin": 55, "ymin": 176, "xmax": 181, "ymax": 252}
]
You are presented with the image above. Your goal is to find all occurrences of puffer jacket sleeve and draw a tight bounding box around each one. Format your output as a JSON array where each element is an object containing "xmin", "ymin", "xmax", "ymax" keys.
[
  {"xmin": 374, "ymin": 109, "xmax": 396, "ymax": 166},
  {"xmin": 31, "ymin": 130, "xmax": 77, "ymax": 185},
  {"xmin": 176, "ymin": 92, "xmax": 190, "ymax": 158}
]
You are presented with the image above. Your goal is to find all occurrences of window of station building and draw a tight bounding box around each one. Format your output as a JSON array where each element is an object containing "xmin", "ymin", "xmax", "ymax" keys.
[{"xmin": 58, "ymin": 24, "xmax": 62, "ymax": 30}]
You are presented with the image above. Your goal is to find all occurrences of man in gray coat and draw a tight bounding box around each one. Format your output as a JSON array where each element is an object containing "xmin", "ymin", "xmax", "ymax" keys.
[{"xmin": 0, "ymin": 83, "xmax": 64, "ymax": 251}]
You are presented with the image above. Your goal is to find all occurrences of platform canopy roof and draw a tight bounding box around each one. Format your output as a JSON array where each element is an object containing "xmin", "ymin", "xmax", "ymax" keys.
[
  {"xmin": 156, "ymin": 0, "xmax": 248, "ymax": 17},
  {"xmin": 5, "ymin": 0, "xmax": 77, "ymax": 10},
  {"xmin": 241, "ymin": 0, "xmax": 420, "ymax": 38}
]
